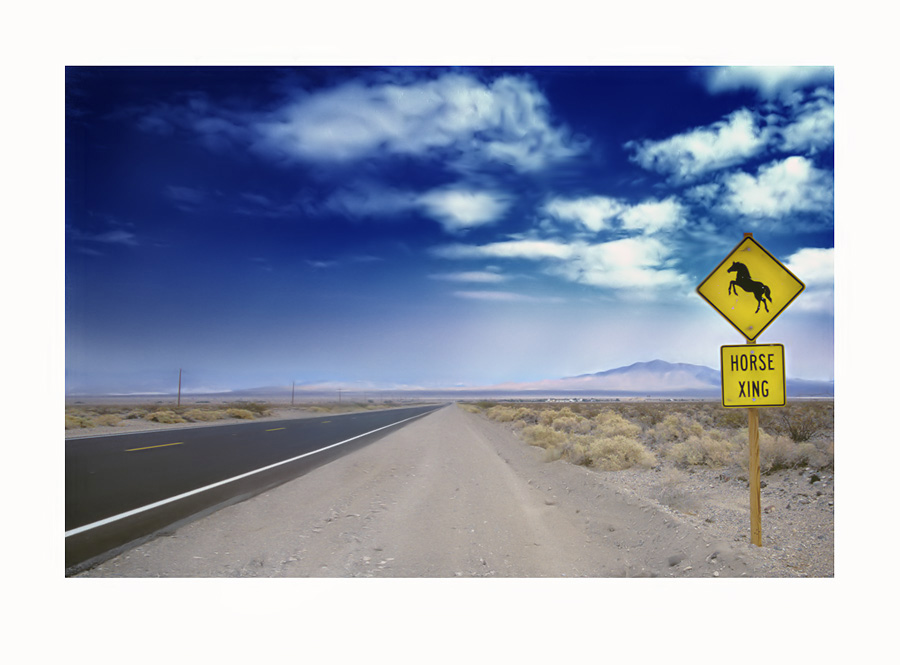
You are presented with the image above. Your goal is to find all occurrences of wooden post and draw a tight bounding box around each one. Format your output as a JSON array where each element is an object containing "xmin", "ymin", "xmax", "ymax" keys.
[
  {"xmin": 748, "ymin": 403, "xmax": 762, "ymax": 546},
  {"xmin": 746, "ymin": 332, "xmax": 762, "ymax": 547}
]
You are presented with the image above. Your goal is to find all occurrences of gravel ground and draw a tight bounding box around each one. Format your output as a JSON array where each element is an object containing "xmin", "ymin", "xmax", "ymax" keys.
[{"xmin": 74, "ymin": 403, "xmax": 831, "ymax": 578}]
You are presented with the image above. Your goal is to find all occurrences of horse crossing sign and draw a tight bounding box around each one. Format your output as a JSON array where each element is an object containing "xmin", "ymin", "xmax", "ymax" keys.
[{"xmin": 696, "ymin": 235, "xmax": 805, "ymax": 341}]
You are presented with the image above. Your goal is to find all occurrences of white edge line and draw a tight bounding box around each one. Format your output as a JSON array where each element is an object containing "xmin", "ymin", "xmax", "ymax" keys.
[{"xmin": 65, "ymin": 409, "xmax": 435, "ymax": 538}]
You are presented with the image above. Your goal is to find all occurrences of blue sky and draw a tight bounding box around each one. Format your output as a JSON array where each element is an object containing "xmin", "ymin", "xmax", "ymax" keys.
[{"xmin": 65, "ymin": 65, "xmax": 834, "ymax": 394}]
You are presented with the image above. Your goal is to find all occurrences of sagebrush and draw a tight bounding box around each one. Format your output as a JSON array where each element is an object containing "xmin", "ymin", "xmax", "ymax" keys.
[{"xmin": 470, "ymin": 400, "xmax": 833, "ymax": 474}]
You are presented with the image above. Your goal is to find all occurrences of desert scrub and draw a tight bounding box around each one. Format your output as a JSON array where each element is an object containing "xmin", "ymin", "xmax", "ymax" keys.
[
  {"xmin": 520, "ymin": 424, "xmax": 568, "ymax": 451},
  {"xmin": 94, "ymin": 414, "xmax": 122, "ymax": 427},
  {"xmin": 664, "ymin": 430, "xmax": 737, "ymax": 468},
  {"xmin": 487, "ymin": 405, "xmax": 522, "ymax": 422},
  {"xmin": 224, "ymin": 401, "xmax": 270, "ymax": 417},
  {"xmin": 486, "ymin": 405, "xmax": 537, "ymax": 425},
  {"xmin": 645, "ymin": 413, "xmax": 704, "ymax": 446},
  {"xmin": 577, "ymin": 434, "xmax": 657, "ymax": 471},
  {"xmin": 226, "ymin": 408, "xmax": 255, "ymax": 420},
  {"xmin": 732, "ymin": 428, "xmax": 833, "ymax": 474},
  {"xmin": 593, "ymin": 410, "xmax": 642, "ymax": 439},
  {"xmin": 65, "ymin": 413, "xmax": 95, "ymax": 429},
  {"xmin": 540, "ymin": 407, "xmax": 592, "ymax": 434},
  {"xmin": 184, "ymin": 408, "xmax": 229, "ymax": 422},
  {"xmin": 143, "ymin": 410, "xmax": 187, "ymax": 424},
  {"xmin": 761, "ymin": 402, "xmax": 833, "ymax": 442}
]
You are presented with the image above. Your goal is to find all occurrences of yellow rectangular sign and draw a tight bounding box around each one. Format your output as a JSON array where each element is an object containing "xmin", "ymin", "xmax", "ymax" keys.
[{"xmin": 720, "ymin": 344, "xmax": 785, "ymax": 408}]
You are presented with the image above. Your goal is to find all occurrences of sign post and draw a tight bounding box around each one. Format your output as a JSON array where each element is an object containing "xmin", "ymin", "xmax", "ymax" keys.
[
  {"xmin": 748, "ymin": 374, "xmax": 761, "ymax": 546},
  {"xmin": 697, "ymin": 234, "xmax": 804, "ymax": 547}
]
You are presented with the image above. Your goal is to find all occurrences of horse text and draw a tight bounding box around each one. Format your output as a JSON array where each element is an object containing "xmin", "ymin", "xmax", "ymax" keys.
[{"xmin": 730, "ymin": 351, "xmax": 777, "ymax": 372}]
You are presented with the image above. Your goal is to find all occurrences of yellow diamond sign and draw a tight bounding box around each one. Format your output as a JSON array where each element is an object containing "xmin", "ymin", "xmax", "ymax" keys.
[{"xmin": 697, "ymin": 236, "xmax": 805, "ymax": 341}]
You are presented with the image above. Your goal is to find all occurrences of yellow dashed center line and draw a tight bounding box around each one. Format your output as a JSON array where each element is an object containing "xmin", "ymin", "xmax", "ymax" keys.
[
  {"xmin": 266, "ymin": 427, "xmax": 286, "ymax": 432},
  {"xmin": 126, "ymin": 442, "xmax": 184, "ymax": 452}
]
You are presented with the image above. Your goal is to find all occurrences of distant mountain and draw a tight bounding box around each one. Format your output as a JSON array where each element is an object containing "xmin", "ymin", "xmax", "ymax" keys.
[
  {"xmin": 570, "ymin": 360, "xmax": 721, "ymax": 391},
  {"xmin": 70, "ymin": 360, "xmax": 832, "ymax": 400},
  {"xmin": 486, "ymin": 359, "xmax": 832, "ymax": 398}
]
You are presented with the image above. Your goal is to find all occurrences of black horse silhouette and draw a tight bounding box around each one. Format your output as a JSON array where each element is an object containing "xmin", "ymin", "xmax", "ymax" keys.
[{"xmin": 727, "ymin": 261, "xmax": 772, "ymax": 313}]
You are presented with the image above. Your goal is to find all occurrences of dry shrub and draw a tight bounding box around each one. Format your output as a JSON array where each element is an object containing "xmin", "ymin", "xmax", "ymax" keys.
[
  {"xmin": 620, "ymin": 403, "xmax": 667, "ymax": 427},
  {"xmin": 709, "ymin": 407, "xmax": 749, "ymax": 429},
  {"xmin": 581, "ymin": 435, "xmax": 656, "ymax": 471},
  {"xmin": 144, "ymin": 410, "xmax": 187, "ymax": 424},
  {"xmin": 646, "ymin": 413, "xmax": 704, "ymax": 445},
  {"xmin": 65, "ymin": 414, "xmax": 94, "ymax": 429},
  {"xmin": 185, "ymin": 408, "xmax": 229, "ymax": 422},
  {"xmin": 552, "ymin": 414, "xmax": 593, "ymax": 434},
  {"xmin": 538, "ymin": 407, "xmax": 574, "ymax": 426},
  {"xmin": 94, "ymin": 414, "xmax": 121, "ymax": 427},
  {"xmin": 487, "ymin": 406, "xmax": 522, "ymax": 422},
  {"xmin": 763, "ymin": 403, "xmax": 833, "ymax": 442},
  {"xmin": 226, "ymin": 408, "xmax": 255, "ymax": 420},
  {"xmin": 665, "ymin": 430, "xmax": 736, "ymax": 468},
  {"xmin": 224, "ymin": 401, "xmax": 270, "ymax": 417},
  {"xmin": 594, "ymin": 411, "xmax": 642, "ymax": 439},
  {"xmin": 521, "ymin": 424, "xmax": 567, "ymax": 451},
  {"xmin": 732, "ymin": 429, "xmax": 833, "ymax": 474}
]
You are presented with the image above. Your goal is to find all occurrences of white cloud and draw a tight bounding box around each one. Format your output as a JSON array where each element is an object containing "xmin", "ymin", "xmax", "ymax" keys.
[
  {"xmin": 704, "ymin": 66, "xmax": 834, "ymax": 99},
  {"xmin": 452, "ymin": 291, "xmax": 563, "ymax": 303},
  {"xmin": 429, "ymin": 271, "xmax": 508, "ymax": 283},
  {"xmin": 785, "ymin": 247, "xmax": 834, "ymax": 314},
  {"xmin": 785, "ymin": 247, "xmax": 833, "ymax": 286},
  {"xmin": 542, "ymin": 196, "xmax": 625, "ymax": 232},
  {"xmin": 719, "ymin": 156, "xmax": 833, "ymax": 218},
  {"xmin": 433, "ymin": 238, "xmax": 575, "ymax": 261},
  {"xmin": 254, "ymin": 73, "xmax": 585, "ymax": 172},
  {"xmin": 778, "ymin": 91, "xmax": 834, "ymax": 153},
  {"xmin": 619, "ymin": 197, "xmax": 686, "ymax": 234},
  {"xmin": 543, "ymin": 195, "xmax": 685, "ymax": 235},
  {"xmin": 323, "ymin": 183, "xmax": 510, "ymax": 233},
  {"xmin": 416, "ymin": 187, "xmax": 511, "ymax": 232},
  {"xmin": 551, "ymin": 236, "xmax": 688, "ymax": 291},
  {"xmin": 626, "ymin": 109, "xmax": 768, "ymax": 182},
  {"xmin": 434, "ymin": 235, "xmax": 689, "ymax": 298}
]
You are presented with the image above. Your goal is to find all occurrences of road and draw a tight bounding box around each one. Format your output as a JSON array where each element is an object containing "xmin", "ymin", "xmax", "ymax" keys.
[
  {"xmin": 75, "ymin": 404, "xmax": 777, "ymax": 578},
  {"xmin": 65, "ymin": 404, "xmax": 443, "ymax": 572}
]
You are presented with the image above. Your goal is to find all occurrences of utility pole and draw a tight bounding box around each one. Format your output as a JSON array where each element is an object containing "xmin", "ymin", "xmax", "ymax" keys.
[
  {"xmin": 338, "ymin": 388, "xmax": 343, "ymax": 404},
  {"xmin": 291, "ymin": 381, "xmax": 295, "ymax": 406},
  {"xmin": 177, "ymin": 368, "xmax": 182, "ymax": 407}
]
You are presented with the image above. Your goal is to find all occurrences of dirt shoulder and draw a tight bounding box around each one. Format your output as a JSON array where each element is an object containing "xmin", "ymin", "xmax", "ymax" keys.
[{"xmin": 75, "ymin": 403, "xmax": 828, "ymax": 577}]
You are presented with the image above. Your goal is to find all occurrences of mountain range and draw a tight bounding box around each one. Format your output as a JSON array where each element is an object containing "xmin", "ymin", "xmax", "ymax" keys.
[
  {"xmin": 190, "ymin": 359, "xmax": 833, "ymax": 400},
  {"xmin": 485, "ymin": 360, "xmax": 833, "ymax": 398}
]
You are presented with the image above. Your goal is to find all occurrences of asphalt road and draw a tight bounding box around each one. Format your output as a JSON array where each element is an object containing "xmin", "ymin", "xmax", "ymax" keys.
[{"xmin": 65, "ymin": 404, "xmax": 444, "ymax": 573}]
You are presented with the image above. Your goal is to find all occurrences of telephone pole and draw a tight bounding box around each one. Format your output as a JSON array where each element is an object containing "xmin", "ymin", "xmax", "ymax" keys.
[{"xmin": 177, "ymin": 368, "xmax": 182, "ymax": 406}]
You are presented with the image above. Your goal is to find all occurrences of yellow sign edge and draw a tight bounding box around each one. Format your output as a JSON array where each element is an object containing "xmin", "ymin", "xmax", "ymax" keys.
[
  {"xmin": 719, "ymin": 343, "xmax": 786, "ymax": 408},
  {"xmin": 696, "ymin": 236, "xmax": 806, "ymax": 342}
]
